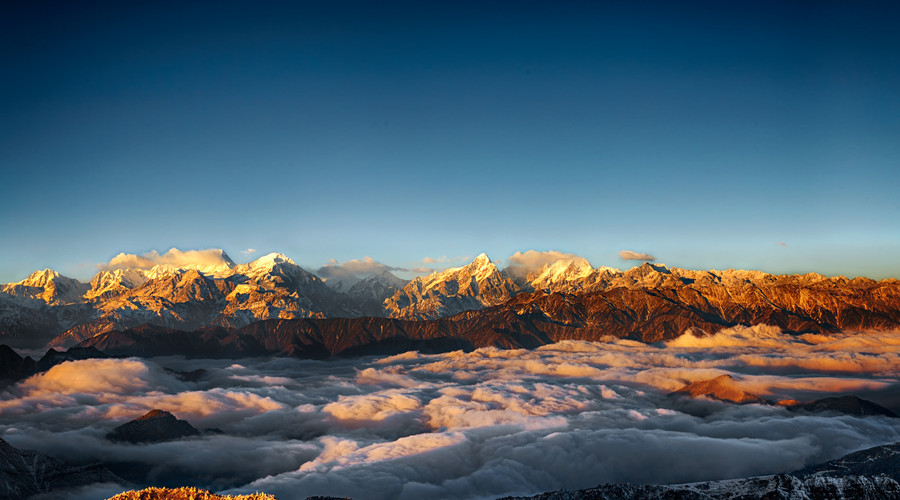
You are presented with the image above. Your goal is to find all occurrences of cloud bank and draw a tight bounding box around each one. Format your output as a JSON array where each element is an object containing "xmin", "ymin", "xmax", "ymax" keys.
[{"xmin": 1, "ymin": 327, "xmax": 899, "ymax": 499}]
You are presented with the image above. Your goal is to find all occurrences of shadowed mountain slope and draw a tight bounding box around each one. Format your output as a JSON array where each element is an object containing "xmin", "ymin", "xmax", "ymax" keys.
[
  {"xmin": 0, "ymin": 437, "xmax": 124, "ymax": 499},
  {"xmin": 107, "ymin": 410, "xmax": 201, "ymax": 444}
]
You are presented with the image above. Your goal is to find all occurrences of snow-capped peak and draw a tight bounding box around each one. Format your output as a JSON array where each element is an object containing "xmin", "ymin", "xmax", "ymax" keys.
[
  {"xmin": 472, "ymin": 253, "xmax": 491, "ymax": 265},
  {"xmin": 247, "ymin": 252, "xmax": 296, "ymax": 269},
  {"xmin": 86, "ymin": 268, "xmax": 151, "ymax": 299},
  {"xmin": 3, "ymin": 268, "xmax": 88, "ymax": 305},
  {"xmin": 18, "ymin": 268, "xmax": 63, "ymax": 287},
  {"xmin": 523, "ymin": 256, "xmax": 597, "ymax": 292},
  {"xmin": 468, "ymin": 253, "xmax": 498, "ymax": 280}
]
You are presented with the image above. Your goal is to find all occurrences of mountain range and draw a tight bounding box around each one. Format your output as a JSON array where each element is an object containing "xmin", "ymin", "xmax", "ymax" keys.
[{"xmin": 2, "ymin": 250, "xmax": 899, "ymax": 351}]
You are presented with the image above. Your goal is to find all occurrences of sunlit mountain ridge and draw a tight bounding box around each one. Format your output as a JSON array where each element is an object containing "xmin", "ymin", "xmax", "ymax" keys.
[{"xmin": 1, "ymin": 249, "xmax": 898, "ymax": 352}]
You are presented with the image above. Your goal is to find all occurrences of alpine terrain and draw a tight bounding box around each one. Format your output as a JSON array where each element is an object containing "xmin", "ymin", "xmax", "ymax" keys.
[{"xmin": 1, "ymin": 250, "xmax": 898, "ymax": 354}]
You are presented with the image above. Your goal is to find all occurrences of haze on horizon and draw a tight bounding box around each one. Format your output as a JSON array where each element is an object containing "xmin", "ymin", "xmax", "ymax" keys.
[{"xmin": 2, "ymin": 2, "xmax": 898, "ymax": 282}]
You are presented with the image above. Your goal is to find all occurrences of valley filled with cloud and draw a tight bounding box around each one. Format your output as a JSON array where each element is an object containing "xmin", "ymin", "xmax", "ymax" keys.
[{"xmin": 2, "ymin": 325, "xmax": 899, "ymax": 499}]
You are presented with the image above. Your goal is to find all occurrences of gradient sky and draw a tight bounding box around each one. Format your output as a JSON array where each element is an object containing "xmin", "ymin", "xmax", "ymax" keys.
[{"xmin": 2, "ymin": 1, "xmax": 898, "ymax": 283}]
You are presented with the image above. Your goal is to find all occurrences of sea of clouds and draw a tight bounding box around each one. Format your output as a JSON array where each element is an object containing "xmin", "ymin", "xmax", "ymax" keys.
[{"xmin": 2, "ymin": 325, "xmax": 900, "ymax": 499}]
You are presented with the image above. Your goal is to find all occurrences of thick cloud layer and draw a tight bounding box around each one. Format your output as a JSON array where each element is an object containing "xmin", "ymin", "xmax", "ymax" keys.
[{"xmin": 1, "ymin": 327, "xmax": 899, "ymax": 499}]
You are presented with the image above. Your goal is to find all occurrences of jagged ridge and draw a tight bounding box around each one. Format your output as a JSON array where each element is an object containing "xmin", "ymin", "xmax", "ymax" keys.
[{"xmin": 2, "ymin": 252, "xmax": 900, "ymax": 350}]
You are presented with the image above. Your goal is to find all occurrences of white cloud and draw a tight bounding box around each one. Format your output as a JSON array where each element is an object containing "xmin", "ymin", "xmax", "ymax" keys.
[{"xmin": 242, "ymin": 248, "xmax": 257, "ymax": 255}]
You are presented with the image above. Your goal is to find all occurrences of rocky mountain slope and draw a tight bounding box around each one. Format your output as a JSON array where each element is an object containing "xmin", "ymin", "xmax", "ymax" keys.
[
  {"xmin": 0, "ymin": 251, "xmax": 416, "ymax": 349},
  {"xmin": 106, "ymin": 410, "xmax": 200, "ymax": 444},
  {"xmin": 384, "ymin": 254, "xmax": 518, "ymax": 319},
  {"xmin": 71, "ymin": 276, "xmax": 900, "ymax": 358},
  {"xmin": 3, "ymin": 251, "xmax": 900, "ymax": 350},
  {"xmin": 781, "ymin": 395, "xmax": 899, "ymax": 417},
  {"xmin": 505, "ymin": 441, "xmax": 900, "ymax": 500},
  {"xmin": 345, "ymin": 270, "xmax": 408, "ymax": 317},
  {"xmin": 0, "ymin": 437, "xmax": 124, "ymax": 499},
  {"xmin": 797, "ymin": 442, "xmax": 900, "ymax": 480},
  {"xmin": 502, "ymin": 474, "xmax": 900, "ymax": 500},
  {"xmin": 0, "ymin": 344, "xmax": 108, "ymax": 387},
  {"xmin": 671, "ymin": 376, "xmax": 898, "ymax": 419},
  {"xmin": 670, "ymin": 375, "xmax": 767, "ymax": 404}
]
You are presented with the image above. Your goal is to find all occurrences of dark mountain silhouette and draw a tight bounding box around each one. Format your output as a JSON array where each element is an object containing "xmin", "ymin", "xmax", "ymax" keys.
[
  {"xmin": 107, "ymin": 410, "xmax": 200, "ymax": 444},
  {"xmin": 0, "ymin": 344, "xmax": 35, "ymax": 384},
  {"xmin": 0, "ymin": 436, "xmax": 124, "ymax": 499},
  {"xmin": 0, "ymin": 344, "xmax": 108, "ymax": 387},
  {"xmin": 781, "ymin": 395, "xmax": 898, "ymax": 418}
]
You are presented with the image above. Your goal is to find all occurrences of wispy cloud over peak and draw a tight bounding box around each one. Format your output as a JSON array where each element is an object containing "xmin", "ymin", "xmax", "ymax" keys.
[
  {"xmin": 316, "ymin": 257, "xmax": 406, "ymax": 284},
  {"xmin": 618, "ymin": 250, "xmax": 656, "ymax": 261},
  {"xmin": 99, "ymin": 248, "xmax": 236, "ymax": 272},
  {"xmin": 422, "ymin": 256, "xmax": 470, "ymax": 265},
  {"xmin": 507, "ymin": 250, "xmax": 587, "ymax": 271}
]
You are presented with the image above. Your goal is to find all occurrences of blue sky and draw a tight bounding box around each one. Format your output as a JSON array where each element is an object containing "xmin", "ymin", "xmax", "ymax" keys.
[{"xmin": 2, "ymin": 1, "xmax": 898, "ymax": 282}]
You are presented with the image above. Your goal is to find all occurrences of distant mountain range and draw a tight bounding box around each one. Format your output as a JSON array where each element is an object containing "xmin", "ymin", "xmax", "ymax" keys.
[{"xmin": 1, "ymin": 250, "xmax": 899, "ymax": 350}]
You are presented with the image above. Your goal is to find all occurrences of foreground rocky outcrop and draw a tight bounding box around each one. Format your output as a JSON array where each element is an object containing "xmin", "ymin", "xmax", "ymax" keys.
[
  {"xmin": 106, "ymin": 487, "xmax": 278, "ymax": 500},
  {"xmin": 105, "ymin": 487, "xmax": 351, "ymax": 500},
  {"xmin": 503, "ymin": 441, "xmax": 900, "ymax": 500},
  {"xmin": 797, "ymin": 442, "xmax": 900, "ymax": 480},
  {"xmin": 501, "ymin": 475, "xmax": 900, "ymax": 500}
]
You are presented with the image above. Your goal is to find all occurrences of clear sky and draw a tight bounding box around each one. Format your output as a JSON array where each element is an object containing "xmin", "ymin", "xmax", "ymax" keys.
[{"xmin": 2, "ymin": 1, "xmax": 898, "ymax": 282}]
